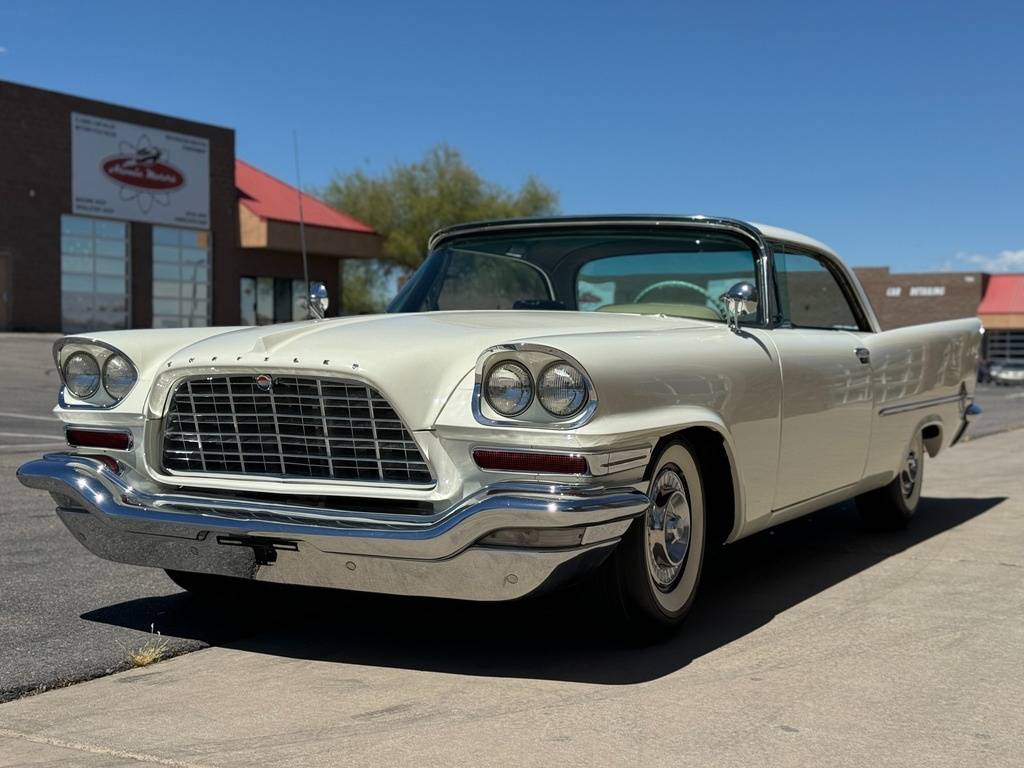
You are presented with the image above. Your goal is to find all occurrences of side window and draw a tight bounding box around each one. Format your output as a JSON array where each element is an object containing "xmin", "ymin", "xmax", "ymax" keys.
[
  {"xmin": 775, "ymin": 251, "xmax": 861, "ymax": 331},
  {"xmin": 435, "ymin": 251, "xmax": 551, "ymax": 310}
]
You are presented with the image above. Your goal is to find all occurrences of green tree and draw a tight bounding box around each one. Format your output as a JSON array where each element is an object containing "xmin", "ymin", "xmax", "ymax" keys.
[{"xmin": 323, "ymin": 143, "xmax": 558, "ymax": 313}]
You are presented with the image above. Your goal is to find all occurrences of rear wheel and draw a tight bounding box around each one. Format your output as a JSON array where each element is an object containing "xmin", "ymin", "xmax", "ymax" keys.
[
  {"xmin": 596, "ymin": 439, "xmax": 707, "ymax": 638},
  {"xmin": 856, "ymin": 431, "xmax": 924, "ymax": 529}
]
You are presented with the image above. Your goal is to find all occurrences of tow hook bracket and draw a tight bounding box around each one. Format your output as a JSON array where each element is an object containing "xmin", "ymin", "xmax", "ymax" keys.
[{"xmin": 216, "ymin": 535, "xmax": 299, "ymax": 566}]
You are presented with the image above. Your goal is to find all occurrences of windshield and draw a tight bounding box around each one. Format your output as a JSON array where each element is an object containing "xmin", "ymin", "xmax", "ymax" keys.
[{"xmin": 389, "ymin": 228, "xmax": 759, "ymax": 323}]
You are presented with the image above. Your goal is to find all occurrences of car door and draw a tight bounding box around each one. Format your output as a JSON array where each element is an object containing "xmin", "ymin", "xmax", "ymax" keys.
[{"xmin": 766, "ymin": 249, "xmax": 874, "ymax": 513}]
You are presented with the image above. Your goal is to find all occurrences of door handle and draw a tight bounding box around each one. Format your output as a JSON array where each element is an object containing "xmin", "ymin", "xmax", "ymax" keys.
[{"xmin": 855, "ymin": 347, "xmax": 871, "ymax": 364}]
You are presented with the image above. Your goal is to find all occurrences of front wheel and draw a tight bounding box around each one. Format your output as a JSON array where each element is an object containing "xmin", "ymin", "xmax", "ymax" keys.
[
  {"xmin": 856, "ymin": 431, "xmax": 924, "ymax": 529},
  {"xmin": 595, "ymin": 439, "xmax": 707, "ymax": 638}
]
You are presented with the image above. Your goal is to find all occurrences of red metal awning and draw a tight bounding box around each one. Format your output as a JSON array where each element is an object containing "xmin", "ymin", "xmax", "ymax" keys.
[
  {"xmin": 978, "ymin": 275, "xmax": 1024, "ymax": 315},
  {"xmin": 236, "ymin": 159, "xmax": 374, "ymax": 233}
]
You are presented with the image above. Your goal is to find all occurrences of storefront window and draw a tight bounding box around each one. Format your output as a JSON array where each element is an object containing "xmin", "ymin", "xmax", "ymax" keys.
[
  {"xmin": 240, "ymin": 277, "xmax": 313, "ymax": 325},
  {"xmin": 60, "ymin": 215, "xmax": 130, "ymax": 333},
  {"xmin": 152, "ymin": 227, "xmax": 212, "ymax": 328}
]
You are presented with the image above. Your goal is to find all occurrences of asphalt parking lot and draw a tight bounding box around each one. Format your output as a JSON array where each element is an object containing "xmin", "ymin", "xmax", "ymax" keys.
[
  {"xmin": 0, "ymin": 335, "xmax": 252, "ymax": 703},
  {"xmin": 1, "ymin": 333, "xmax": 1023, "ymax": 766}
]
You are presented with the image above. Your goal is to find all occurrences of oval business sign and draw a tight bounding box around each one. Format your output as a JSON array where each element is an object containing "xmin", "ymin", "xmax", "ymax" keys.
[{"xmin": 101, "ymin": 155, "xmax": 185, "ymax": 191}]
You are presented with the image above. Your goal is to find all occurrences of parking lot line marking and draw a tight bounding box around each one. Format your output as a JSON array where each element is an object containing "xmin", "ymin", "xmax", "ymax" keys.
[
  {"xmin": 0, "ymin": 411, "xmax": 57, "ymax": 421},
  {"xmin": 0, "ymin": 442, "xmax": 66, "ymax": 452}
]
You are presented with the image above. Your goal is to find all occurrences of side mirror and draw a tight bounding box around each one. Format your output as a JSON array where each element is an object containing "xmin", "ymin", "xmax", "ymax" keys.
[
  {"xmin": 308, "ymin": 281, "xmax": 329, "ymax": 320},
  {"xmin": 719, "ymin": 281, "xmax": 758, "ymax": 332}
]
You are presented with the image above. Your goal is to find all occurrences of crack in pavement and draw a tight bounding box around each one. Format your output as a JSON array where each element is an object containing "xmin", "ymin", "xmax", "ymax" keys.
[{"xmin": 0, "ymin": 726, "xmax": 213, "ymax": 768}]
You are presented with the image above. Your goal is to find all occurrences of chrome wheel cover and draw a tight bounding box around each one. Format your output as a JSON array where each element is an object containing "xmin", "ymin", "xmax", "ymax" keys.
[
  {"xmin": 646, "ymin": 467, "xmax": 692, "ymax": 591},
  {"xmin": 900, "ymin": 449, "xmax": 920, "ymax": 499}
]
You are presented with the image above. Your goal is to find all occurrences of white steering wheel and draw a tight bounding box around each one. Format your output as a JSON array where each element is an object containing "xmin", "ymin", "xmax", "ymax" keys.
[{"xmin": 634, "ymin": 280, "xmax": 724, "ymax": 316}]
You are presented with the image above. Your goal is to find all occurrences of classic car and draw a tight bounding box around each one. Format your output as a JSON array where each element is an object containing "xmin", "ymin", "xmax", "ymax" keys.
[{"xmin": 18, "ymin": 215, "xmax": 983, "ymax": 634}]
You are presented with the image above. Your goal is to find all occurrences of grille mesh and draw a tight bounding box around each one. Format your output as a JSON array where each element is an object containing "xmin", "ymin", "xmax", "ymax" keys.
[{"xmin": 161, "ymin": 375, "xmax": 432, "ymax": 485}]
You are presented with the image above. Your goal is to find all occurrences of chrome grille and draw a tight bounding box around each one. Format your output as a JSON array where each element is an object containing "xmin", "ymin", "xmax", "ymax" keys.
[{"xmin": 161, "ymin": 375, "xmax": 432, "ymax": 485}]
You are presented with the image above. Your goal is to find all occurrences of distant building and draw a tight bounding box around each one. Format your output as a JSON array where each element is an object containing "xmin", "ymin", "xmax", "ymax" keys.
[
  {"xmin": 0, "ymin": 80, "xmax": 380, "ymax": 332},
  {"xmin": 976, "ymin": 275, "xmax": 1024, "ymax": 363},
  {"xmin": 854, "ymin": 267, "xmax": 986, "ymax": 330},
  {"xmin": 856, "ymin": 267, "xmax": 1024, "ymax": 363}
]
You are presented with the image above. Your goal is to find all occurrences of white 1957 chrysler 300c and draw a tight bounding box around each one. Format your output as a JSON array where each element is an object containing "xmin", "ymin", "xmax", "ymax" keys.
[{"xmin": 18, "ymin": 216, "xmax": 983, "ymax": 634}]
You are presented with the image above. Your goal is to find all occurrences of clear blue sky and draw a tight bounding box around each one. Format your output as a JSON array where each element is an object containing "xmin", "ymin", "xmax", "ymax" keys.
[{"xmin": 2, "ymin": 0, "xmax": 1021, "ymax": 272}]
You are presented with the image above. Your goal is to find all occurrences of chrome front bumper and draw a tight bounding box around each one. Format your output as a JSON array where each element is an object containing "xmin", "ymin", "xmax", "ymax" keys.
[{"xmin": 17, "ymin": 454, "xmax": 650, "ymax": 601}]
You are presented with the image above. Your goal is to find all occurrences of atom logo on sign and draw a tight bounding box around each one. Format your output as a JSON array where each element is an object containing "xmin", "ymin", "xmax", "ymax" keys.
[{"xmin": 100, "ymin": 135, "xmax": 185, "ymax": 213}]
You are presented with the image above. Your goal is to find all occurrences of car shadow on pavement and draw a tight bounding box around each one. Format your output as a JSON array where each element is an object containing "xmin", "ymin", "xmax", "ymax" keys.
[{"xmin": 83, "ymin": 495, "xmax": 1005, "ymax": 685}]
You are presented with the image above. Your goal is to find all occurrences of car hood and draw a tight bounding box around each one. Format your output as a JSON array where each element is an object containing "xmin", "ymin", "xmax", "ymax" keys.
[{"xmin": 158, "ymin": 310, "xmax": 714, "ymax": 429}]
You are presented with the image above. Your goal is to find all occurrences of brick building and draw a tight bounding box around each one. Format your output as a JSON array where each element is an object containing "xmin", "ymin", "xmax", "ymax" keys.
[
  {"xmin": 855, "ymin": 267, "xmax": 1023, "ymax": 363},
  {"xmin": 0, "ymin": 80, "xmax": 380, "ymax": 332},
  {"xmin": 853, "ymin": 267, "xmax": 987, "ymax": 330}
]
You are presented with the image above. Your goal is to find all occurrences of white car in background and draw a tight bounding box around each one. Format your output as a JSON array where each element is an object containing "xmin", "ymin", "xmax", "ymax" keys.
[
  {"xmin": 989, "ymin": 361, "xmax": 1024, "ymax": 385},
  {"xmin": 18, "ymin": 215, "xmax": 983, "ymax": 635}
]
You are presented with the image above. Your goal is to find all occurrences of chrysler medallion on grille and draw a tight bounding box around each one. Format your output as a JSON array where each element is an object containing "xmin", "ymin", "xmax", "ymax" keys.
[{"xmin": 161, "ymin": 375, "xmax": 432, "ymax": 485}]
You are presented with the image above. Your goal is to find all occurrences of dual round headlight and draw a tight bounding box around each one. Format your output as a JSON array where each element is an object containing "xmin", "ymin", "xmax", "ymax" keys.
[
  {"xmin": 63, "ymin": 351, "xmax": 137, "ymax": 401},
  {"xmin": 63, "ymin": 352, "xmax": 101, "ymax": 398},
  {"xmin": 485, "ymin": 361, "xmax": 534, "ymax": 416},
  {"xmin": 102, "ymin": 354, "xmax": 137, "ymax": 399},
  {"xmin": 537, "ymin": 362, "xmax": 588, "ymax": 417},
  {"xmin": 485, "ymin": 360, "xmax": 589, "ymax": 418}
]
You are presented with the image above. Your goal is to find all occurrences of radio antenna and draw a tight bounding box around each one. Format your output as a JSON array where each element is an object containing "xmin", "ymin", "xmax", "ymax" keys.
[{"xmin": 292, "ymin": 130, "xmax": 311, "ymax": 318}]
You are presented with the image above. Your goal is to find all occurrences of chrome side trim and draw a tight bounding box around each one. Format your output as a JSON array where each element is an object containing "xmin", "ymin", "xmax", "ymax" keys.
[
  {"xmin": 878, "ymin": 393, "xmax": 963, "ymax": 417},
  {"xmin": 769, "ymin": 482, "xmax": 862, "ymax": 524},
  {"xmin": 589, "ymin": 446, "xmax": 653, "ymax": 476}
]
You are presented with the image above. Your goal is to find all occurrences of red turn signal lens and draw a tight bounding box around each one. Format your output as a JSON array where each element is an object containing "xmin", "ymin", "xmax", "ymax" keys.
[
  {"xmin": 66, "ymin": 428, "xmax": 133, "ymax": 451},
  {"xmin": 472, "ymin": 448, "xmax": 588, "ymax": 475},
  {"xmin": 93, "ymin": 455, "xmax": 122, "ymax": 473}
]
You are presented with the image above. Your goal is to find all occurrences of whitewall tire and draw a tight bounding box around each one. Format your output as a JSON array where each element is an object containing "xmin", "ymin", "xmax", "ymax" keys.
[
  {"xmin": 598, "ymin": 439, "xmax": 707, "ymax": 636},
  {"xmin": 856, "ymin": 430, "xmax": 925, "ymax": 529}
]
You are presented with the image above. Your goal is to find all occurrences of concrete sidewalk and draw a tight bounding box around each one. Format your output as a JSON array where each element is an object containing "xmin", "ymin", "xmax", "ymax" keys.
[{"xmin": 1, "ymin": 430, "xmax": 1022, "ymax": 767}]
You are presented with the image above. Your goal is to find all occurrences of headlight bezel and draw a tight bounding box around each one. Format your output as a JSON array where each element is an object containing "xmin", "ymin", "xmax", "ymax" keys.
[
  {"xmin": 474, "ymin": 344, "xmax": 597, "ymax": 429},
  {"xmin": 54, "ymin": 338, "xmax": 139, "ymax": 408}
]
